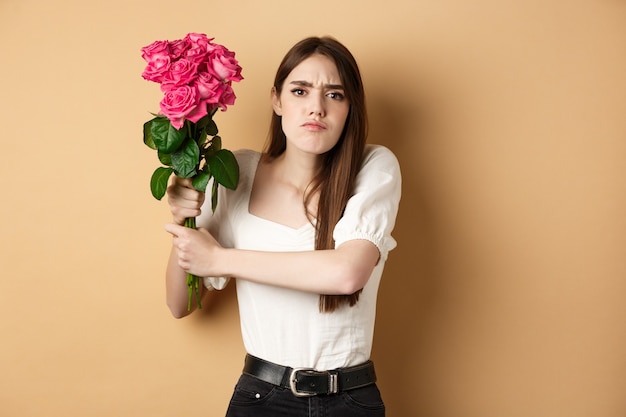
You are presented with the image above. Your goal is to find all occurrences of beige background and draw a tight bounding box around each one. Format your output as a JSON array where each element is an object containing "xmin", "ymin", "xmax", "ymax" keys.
[{"xmin": 1, "ymin": 0, "xmax": 625, "ymax": 416}]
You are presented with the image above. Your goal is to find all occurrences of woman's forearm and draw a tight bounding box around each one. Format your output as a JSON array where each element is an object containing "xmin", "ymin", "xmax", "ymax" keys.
[
  {"xmin": 165, "ymin": 223, "xmax": 380, "ymax": 297},
  {"xmin": 165, "ymin": 246, "xmax": 204, "ymax": 318},
  {"xmin": 215, "ymin": 239, "xmax": 379, "ymax": 295}
]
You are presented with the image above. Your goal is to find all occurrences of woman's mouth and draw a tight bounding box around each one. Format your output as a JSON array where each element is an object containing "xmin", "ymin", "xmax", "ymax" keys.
[{"xmin": 302, "ymin": 121, "xmax": 326, "ymax": 131}]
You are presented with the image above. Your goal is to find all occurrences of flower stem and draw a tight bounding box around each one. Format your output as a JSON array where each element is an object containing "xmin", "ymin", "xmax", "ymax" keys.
[{"xmin": 184, "ymin": 216, "xmax": 202, "ymax": 310}]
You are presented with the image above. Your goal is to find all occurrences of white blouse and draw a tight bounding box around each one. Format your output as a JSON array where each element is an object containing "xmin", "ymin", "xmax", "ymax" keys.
[{"xmin": 197, "ymin": 144, "xmax": 401, "ymax": 370}]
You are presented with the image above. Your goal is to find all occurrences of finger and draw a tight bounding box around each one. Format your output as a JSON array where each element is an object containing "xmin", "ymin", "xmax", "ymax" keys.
[
  {"xmin": 167, "ymin": 186, "xmax": 205, "ymax": 210},
  {"xmin": 168, "ymin": 183, "xmax": 203, "ymax": 201},
  {"xmin": 171, "ymin": 175, "xmax": 194, "ymax": 188},
  {"xmin": 164, "ymin": 223, "xmax": 186, "ymax": 237},
  {"xmin": 172, "ymin": 178, "xmax": 205, "ymax": 204}
]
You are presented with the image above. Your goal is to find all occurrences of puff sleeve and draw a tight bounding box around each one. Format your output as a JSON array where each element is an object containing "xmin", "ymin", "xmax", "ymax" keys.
[{"xmin": 333, "ymin": 145, "xmax": 402, "ymax": 262}]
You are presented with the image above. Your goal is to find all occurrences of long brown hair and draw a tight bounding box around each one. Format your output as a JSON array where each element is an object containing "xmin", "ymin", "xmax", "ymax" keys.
[{"xmin": 263, "ymin": 36, "xmax": 368, "ymax": 312}]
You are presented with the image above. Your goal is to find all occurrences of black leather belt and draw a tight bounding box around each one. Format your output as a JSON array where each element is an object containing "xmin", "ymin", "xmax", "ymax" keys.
[{"xmin": 242, "ymin": 354, "xmax": 377, "ymax": 397}]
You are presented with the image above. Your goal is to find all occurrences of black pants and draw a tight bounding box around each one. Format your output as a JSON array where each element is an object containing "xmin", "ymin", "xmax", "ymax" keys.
[{"xmin": 225, "ymin": 373, "xmax": 386, "ymax": 416}]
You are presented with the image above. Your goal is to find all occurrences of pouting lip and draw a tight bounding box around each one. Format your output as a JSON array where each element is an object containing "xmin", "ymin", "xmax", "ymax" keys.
[{"xmin": 301, "ymin": 120, "xmax": 327, "ymax": 129}]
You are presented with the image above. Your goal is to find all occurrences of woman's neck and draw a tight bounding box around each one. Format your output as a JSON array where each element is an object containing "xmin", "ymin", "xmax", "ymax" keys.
[
  {"xmin": 270, "ymin": 148, "xmax": 322, "ymax": 193},
  {"xmin": 251, "ymin": 148, "xmax": 321, "ymax": 229}
]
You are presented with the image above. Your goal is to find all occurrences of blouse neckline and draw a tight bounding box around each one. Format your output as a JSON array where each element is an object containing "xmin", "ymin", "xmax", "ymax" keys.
[{"xmin": 244, "ymin": 151, "xmax": 315, "ymax": 232}]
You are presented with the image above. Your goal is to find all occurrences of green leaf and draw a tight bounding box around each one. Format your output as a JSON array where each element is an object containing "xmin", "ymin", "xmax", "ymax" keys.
[
  {"xmin": 192, "ymin": 172, "xmax": 211, "ymax": 193},
  {"xmin": 205, "ymin": 118, "xmax": 218, "ymax": 136},
  {"xmin": 196, "ymin": 129, "xmax": 208, "ymax": 148},
  {"xmin": 211, "ymin": 178, "xmax": 219, "ymax": 212},
  {"xmin": 157, "ymin": 150, "xmax": 172, "ymax": 166},
  {"xmin": 150, "ymin": 167, "xmax": 174, "ymax": 200},
  {"xmin": 143, "ymin": 119, "xmax": 157, "ymax": 150},
  {"xmin": 194, "ymin": 110, "xmax": 218, "ymax": 136},
  {"xmin": 151, "ymin": 117, "xmax": 186, "ymax": 153},
  {"xmin": 171, "ymin": 138, "xmax": 200, "ymax": 178},
  {"xmin": 202, "ymin": 135, "xmax": 222, "ymax": 161},
  {"xmin": 207, "ymin": 149, "xmax": 239, "ymax": 190},
  {"xmin": 212, "ymin": 135, "xmax": 222, "ymax": 151}
]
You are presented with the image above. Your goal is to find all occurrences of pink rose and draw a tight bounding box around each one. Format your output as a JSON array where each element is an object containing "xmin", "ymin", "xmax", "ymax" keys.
[
  {"xmin": 188, "ymin": 99, "xmax": 211, "ymax": 122},
  {"xmin": 183, "ymin": 33, "xmax": 214, "ymax": 64},
  {"xmin": 159, "ymin": 85, "xmax": 201, "ymax": 129},
  {"xmin": 195, "ymin": 72, "xmax": 222, "ymax": 101},
  {"xmin": 141, "ymin": 40, "xmax": 171, "ymax": 82},
  {"xmin": 184, "ymin": 46, "xmax": 209, "ymax": 64},
  {"xmin": 185, "ymin": 33, "xmax": 213, "ymax": 50},
  {"xmin": 216, "ymin": 83, "xmax": 237, "ymax": 111},
  {"xmin": 194, "ymin": 74, "xmax": 237, "ymax": 111},
  {"xmin": 141, "ymin": 40, "xmax": 169, "ymax": 62},
  {"xmin": 168, "ymin": 38, "xmax": 190, "ymax": 60},
  {"xmin": 142, "ymin": 58, "xmax": 170, "ymax": 83},
  {"xmin": 207, "ymin": 53, "xmax": 243, "ymax": 83},
  {"xmin": 160, "ymin": 58, "xmax": 199, "ymax": 91},
  {"xmin": 144, "ymin": 34, "xmax": 242, "ymax": 125},
  {"xmin": 207, "ymin": 43, "xmax": 230, "ymax": 57}
]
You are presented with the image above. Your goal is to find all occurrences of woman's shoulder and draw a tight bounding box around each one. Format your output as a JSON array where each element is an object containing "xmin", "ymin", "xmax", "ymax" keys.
[
  {"xmin": 232, "ymin": 148, "xmax": 262, "ymax": 178},
  {"xmin": 362, "ymin": 144, "xmax": 400, "ymax": 173},
  {"xmin": 234, "ymin": 148, "xmax": 261, "ymax": 163}
]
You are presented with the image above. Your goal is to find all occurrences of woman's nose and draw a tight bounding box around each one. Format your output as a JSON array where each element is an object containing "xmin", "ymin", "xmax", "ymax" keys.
[{"xmin": 308, "ymin": 93, "xmax": 325, "ymax": 117}]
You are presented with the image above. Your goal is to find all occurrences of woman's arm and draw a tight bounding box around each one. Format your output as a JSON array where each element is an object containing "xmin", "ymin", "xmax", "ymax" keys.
[
  {"xmin": 221, "ymin": 240, "xmax": 380, "ymax": 294},
  {"xmin": 165, "ymin": 145, "xmax": 400, "ymax": 308},
  {"xmin": 164, "ymin": 177, "xmax": 210, "ymax": 318},
  {"xmin": 165, "ymin": 223, "xmax": 380, "ymax": 295},
  {"xmin": 165, "ymin": 145, "xmax": 400, "ymax": 297}
]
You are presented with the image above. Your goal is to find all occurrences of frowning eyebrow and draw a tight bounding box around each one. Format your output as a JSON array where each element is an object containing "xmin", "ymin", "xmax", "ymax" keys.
[{"xmin": 289, "ymin": 80, "xmax": 344, "ymax": 90}]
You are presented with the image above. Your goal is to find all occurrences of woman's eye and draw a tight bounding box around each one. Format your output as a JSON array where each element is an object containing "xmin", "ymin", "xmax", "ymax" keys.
[
  {"xmin": 327, "ymin": 92, "xmax": 345, "ymax": 100},
  {"xmin": 291, "ymin": 88, "xmax": 306, "ymax": 96}
]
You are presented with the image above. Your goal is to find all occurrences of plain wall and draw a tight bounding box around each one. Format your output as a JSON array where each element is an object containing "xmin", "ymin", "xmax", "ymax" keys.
[{"xmin": 1, "ymin": 0, "xmax": 625, "ymax": 416}]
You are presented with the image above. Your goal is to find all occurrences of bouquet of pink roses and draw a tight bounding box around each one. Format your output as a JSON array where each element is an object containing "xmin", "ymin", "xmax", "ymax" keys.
[{"xmin": 141, "ymin": 33, "xmax": 243, "ymax": 310}]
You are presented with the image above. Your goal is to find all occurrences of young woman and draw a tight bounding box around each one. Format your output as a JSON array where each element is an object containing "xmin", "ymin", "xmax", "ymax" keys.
[{"xmin": 164, "ymin": 36, "xmax": 401, "ymax": 417}]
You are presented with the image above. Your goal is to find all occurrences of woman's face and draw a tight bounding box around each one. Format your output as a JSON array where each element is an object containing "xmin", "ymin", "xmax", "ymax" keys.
[{"xmin": 272, "ymin": 54, "xmax": 350, "ymax": 157}]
